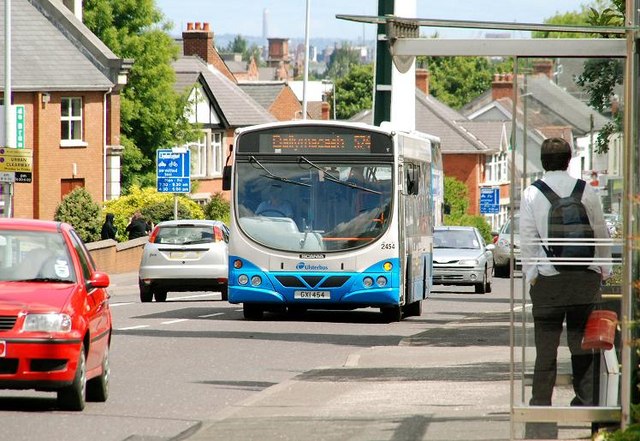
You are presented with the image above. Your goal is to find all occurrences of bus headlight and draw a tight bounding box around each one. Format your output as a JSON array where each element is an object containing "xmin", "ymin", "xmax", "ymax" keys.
[
  {"xmin": 250, "ymin": 275, "xmax": 262, "ymax": 287},
  {"xmin": 376, "ymin": 276, "xmax": 387, "ymax": 287},
  {"xmin": 363, "ymin": 277, "xmax": 374, "ymax": 288},
  {"xmin": 383, "ymin": 262, "xmax": 393, "ymax": 271},
  {"xmin": 238, "ymin": 274, "xmax": 249, "ymax": 285},
  {"xmin": 233, "ymin": 259, "xmax": 243, "ymax": 269}
]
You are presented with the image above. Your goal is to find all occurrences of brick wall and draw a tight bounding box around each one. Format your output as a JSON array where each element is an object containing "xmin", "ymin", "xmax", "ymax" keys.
[
  {"xmin": 87, "ymin": 237, "xmax": 147, "ymax": 275},
  {"xmin": 443, "ymin": 154, "xmax": 483, "ymax": 215},
  {"xmin": 12, "ymin": 90, "xmax": 106, "ymax": 220}
]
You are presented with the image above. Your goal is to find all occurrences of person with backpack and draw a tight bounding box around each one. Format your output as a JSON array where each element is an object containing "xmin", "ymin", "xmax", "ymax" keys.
[{"xmin": 520, "ymin": 137, "xmax": 611, "ymax": 438}]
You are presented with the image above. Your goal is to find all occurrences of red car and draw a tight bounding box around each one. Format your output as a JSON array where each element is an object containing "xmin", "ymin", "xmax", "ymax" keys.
[{"xmin": 0, "ymin": 218, "xmax": 112, "ymax": 410}]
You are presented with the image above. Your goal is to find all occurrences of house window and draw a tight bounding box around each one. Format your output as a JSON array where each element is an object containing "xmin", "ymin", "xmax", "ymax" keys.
[
  {"xmin": 187, "ymin": 131, "xmax": 224, "ymax": 178},
  {"xmin": 212, "ymin": 132, "xmax": 223, "ymax": 176},
  {"xmin": 485, "ymin": 152, "xmax": 507, "ymax": 183},
  {"xmin": 61, "ymin": 97, "xmax": 83, "ymax": 146}
]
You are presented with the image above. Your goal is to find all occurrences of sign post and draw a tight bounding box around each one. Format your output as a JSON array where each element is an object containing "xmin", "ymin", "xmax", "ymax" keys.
[{"xmin": 156, "ymin": 148, "xmax": 191, "ymax": 220}]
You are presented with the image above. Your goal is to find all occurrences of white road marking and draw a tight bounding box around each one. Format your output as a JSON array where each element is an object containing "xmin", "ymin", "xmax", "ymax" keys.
[
  {"xmin": 170, "ymin": 293, "xmax": 219, "ymax": 300},
  {"xmin": 118, "ymin": 325, "xmax": 150, "ymax": 330},
  {"xmin": 110, "ymin": 302, "xmax": 134, "ymax": 307},
  {"xmin": 198, "ymin": 312, "xmax": 224, "ymax": 318},
  {"xmin": 162, "ymin": 319, "xmax": 190, "ymax": 325}
]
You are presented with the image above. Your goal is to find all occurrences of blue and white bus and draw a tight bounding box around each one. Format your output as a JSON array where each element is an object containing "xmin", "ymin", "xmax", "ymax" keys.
[{"xmin": 222, "ymin": 120, "xmax": 442, "ymax": 321}]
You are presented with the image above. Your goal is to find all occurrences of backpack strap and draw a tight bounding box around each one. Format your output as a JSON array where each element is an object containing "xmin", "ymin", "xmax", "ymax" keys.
[
  {"xmin": 570, "ymin": 179, "xmax": 587, "ymax": 200},
  {"xmin": 530, "ymin": 179, "xmax": 558, "ymax": 259},
  {"xmin": 531, "ymin": 179, "xmax": 559, "ymax": 204}
]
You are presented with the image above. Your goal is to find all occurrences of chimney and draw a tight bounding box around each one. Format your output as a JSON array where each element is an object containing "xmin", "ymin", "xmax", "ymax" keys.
[
  {"xmin": 533, "ymin": 59, "xmax": 554, "ymax": 79},
  {"xmin": 321, "ymin": 102, "xmax": 330, "ymax": 120},
  {"xmin": 182, "ymin": 22, "xmax": 217, "ymax": 65},
  {"xmin": 491, "ymin": 73, "xmax": 514, "ymax": 101},
  {"xmin": 182, "ymin": 22, "xmax": 237, "ymax": 82},
  {"xmin": 415, "ymin": 68, "xmax": 429, "ymax": 95}
]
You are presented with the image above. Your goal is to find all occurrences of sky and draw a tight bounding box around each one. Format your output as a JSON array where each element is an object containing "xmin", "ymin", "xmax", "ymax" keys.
[{"xmin": 154, "ymin": 0, "xmax": 590, "ymax": 41}]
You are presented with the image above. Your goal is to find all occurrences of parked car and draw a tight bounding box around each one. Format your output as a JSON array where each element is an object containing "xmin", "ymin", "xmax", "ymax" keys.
[
  {"xmin": 138, "ymin": 219, "xmax": 229, "ymax": 302},
  {"xmin": 433, "ymin": 226, "xmax": 494, "ymax": 294},
  {"xmin": 492, "ymin": 215, "xmax": 520, "ymax": 278},
  {"xmin": 0, "ymin": 218, "xmax": 112, "ymax": 410}
]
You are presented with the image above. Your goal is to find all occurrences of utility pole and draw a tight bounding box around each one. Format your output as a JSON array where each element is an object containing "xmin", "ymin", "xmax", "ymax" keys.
[
  {"xmin": 373, "ymin": 0, "xmax": 394, "ymax": 126},
  {"xmin": 3, "ymin": 0, "xmax": 12, "ymax": 218}
]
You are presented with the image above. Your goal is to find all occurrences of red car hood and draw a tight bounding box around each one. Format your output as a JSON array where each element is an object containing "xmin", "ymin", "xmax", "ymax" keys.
[{"xmin": 0, "ymin": 281, "xmax": 77, "ymax": 314}]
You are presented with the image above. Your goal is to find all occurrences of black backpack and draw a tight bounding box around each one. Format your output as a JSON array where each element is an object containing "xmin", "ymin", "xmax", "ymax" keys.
[{"xmin": 531, "ymin": 179, "xmax": 595, "ymax": 271}]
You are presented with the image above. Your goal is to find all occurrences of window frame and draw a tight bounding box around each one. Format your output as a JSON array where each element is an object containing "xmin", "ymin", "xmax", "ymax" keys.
[{"xmin": 60, "ymin": 97, "xmax": 86, "ymax": 147}]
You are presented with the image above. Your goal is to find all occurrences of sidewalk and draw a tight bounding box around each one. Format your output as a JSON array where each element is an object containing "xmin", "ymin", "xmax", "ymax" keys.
[{"xmin": 187, "ymin": 311, "xmax": 594, "ymax": 441}]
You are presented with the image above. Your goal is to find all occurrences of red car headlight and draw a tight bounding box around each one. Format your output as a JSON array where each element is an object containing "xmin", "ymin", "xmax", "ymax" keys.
[{"xmin": 22, "ymin": 313, "xmax": 72, "ymax": 332}]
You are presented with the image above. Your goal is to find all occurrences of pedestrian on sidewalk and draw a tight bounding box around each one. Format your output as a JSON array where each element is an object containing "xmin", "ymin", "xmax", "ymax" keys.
[
  {"xmin": 520, "ymin": 137, "xmax": 612, "ymax": 438},
  {"xmin": 125, "ymin": 211, "xmax": 151, "ymax": 240},
  {"xmin": 100, "ymin": 213, "xmax": 117, "ymax": 240}
]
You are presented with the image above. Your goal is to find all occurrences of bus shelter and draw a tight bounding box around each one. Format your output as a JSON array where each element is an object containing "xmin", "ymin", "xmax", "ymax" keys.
[{"xmin": 341, "ymin": 4, "xmax": 637, "ymax": 439}]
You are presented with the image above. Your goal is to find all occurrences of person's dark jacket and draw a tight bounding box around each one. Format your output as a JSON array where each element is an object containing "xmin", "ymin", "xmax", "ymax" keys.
[
  {"xmin": 126, "ymin": 217, "xmax": 150, "ymax": 240},
  {"xmin": 100, "ymin": 213, "xmax": 117, "ymax": 240}
]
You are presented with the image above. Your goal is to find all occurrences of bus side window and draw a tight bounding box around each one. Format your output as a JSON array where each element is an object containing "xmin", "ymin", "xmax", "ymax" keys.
[{"xmin": 406, "ymin": 163, "xmax": 419, "ymax": 195}]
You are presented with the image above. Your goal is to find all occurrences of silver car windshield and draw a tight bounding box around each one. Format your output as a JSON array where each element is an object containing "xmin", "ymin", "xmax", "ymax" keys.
[
  {"xmin": 235, "ymin": 159, "xmax": 393, "ymax": 252},
  {"xmin": 0, "ymin": 231, "xmax": 76, "ymax": 282},
  {"xmin": 434, "ymin": 230, "xmax": 480, "ymax": 250}
]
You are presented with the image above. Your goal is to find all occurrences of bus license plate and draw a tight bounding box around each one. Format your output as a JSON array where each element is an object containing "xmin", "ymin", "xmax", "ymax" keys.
[{"xmin": 294, "ymin": 290, "xmax": 330, "ymax": 299}]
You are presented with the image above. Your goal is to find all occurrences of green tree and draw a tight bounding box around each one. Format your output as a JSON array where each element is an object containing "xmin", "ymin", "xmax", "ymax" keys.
[
  {"xmin": 334, "ymin": 64, "xmax": 373, "ymax": 120},
  {"xmin": 225, "ymin": 35, "xmax": 248, "ymax": 54},
  {"xmin": 54, "ymin": 188, "xmax": 103, "ymax": 243},
  {"xmin": 325, "ymin": 44, "xmax": 361, "ymax": 79},
  {"xmin": 203, "ymin": 192, "xmax": 231, "ymax": 224},
  {"xmin": 83, "ymin": 0, "xmax": 197, "ymax": 191},
  {"xmin": 103, "ymin": 186, "xmax": 205, "ymax": 240},
  {"xmin": 416, "ymin": 56, "xmax": 512, "ymax": 109},
  {"xmin": 535, "ymin": 1, "xmax": 624, "ymax": 154}
]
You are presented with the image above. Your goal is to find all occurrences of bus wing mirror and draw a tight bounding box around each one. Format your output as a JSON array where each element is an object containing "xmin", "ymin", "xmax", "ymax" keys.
[{"xmin": 222, "ymin": 165, "xmax": 232, "ymax": 191}]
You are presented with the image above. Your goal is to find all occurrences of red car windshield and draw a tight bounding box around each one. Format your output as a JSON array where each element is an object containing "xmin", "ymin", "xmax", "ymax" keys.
[{"xmin": 0, "ymin": 231, "xmax": 76, "ymax": 282}]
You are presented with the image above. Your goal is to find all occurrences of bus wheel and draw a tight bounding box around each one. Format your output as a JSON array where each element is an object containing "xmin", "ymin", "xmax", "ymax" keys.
[
  {"xmin": 404, "ymin": 300, "xmax": 422, "ymax": 317},
  {"xmin": 243, "ymin": 304, "xmax": 264, "ymax": 320},
  {"xmin": 381, "ymin": 306, "xmax": 401, "ymax": 323}
]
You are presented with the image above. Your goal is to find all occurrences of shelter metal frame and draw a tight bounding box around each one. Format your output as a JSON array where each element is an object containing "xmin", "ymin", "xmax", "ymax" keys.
[{"xmin": 339, "ymin": 7, "xmax": 639, "ymax": 436}]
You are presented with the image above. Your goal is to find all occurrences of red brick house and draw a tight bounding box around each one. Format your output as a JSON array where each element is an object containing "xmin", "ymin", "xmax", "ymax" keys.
[{"xmin": 0, "ymin": 0, "xmax": 129, "ymax": 219}]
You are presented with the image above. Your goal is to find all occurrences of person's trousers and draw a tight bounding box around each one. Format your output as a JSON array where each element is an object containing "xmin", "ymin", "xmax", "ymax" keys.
[{"xmin": 528, "ymin": 270, "xmax": 601, "ymax": 406}]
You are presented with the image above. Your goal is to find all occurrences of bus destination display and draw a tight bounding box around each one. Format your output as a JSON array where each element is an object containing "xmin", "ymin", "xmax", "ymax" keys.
[{"xmin": 260, "ymin": 133, "xmax": 371, "ymax": 154}]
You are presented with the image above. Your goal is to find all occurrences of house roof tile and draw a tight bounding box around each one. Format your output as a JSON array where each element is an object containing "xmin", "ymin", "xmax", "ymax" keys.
[{"xmin": 0, "ymin": 0, "xmax": 122, "ymax": 91}]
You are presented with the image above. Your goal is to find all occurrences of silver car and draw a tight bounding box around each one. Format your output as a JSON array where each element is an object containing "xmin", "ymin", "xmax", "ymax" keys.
[
  {"xmin": 433, "ymin": 226, "xmax": 494, "ymax": 294},
  {"xmin": 138, "ymin": 219, "xmax": 229, "ymax": 302},
  {"xmin": 492, "ymin": 215, "xmax": 520, "ymax": 278}
]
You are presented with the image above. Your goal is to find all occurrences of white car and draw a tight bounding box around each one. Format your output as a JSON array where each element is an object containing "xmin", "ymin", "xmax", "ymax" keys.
[
  {"xmin": 138, "ymin": 219, "xmax": 229, "ymax": 302},
  {"xmin": 433, "ymin": 226, "xmax": 495, "ymax": 294}
]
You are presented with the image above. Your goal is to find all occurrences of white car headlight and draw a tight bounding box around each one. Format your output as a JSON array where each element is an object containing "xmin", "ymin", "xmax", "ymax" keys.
[
  {"xmin": 22, "ymin": 313, "xmax": 72, "ymax": 332},
  {"xmin": 458, "ymin": 259, "xmax": 479, "ymax": 266}
]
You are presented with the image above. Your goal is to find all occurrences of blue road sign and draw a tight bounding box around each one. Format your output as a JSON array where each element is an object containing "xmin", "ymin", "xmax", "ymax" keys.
[
  {"xmin": 157, "ymin": 149, "xmax": 191, "ymax": 193},
  {"xmin": 480, "ymin": 187, "xmax": 500, "ymax": 214}
]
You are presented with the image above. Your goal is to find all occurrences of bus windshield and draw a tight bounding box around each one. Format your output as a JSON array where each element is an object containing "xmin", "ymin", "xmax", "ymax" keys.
[{"xmin": 235, "ymin": 158, "xmax": 393, "ymax": 252}]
